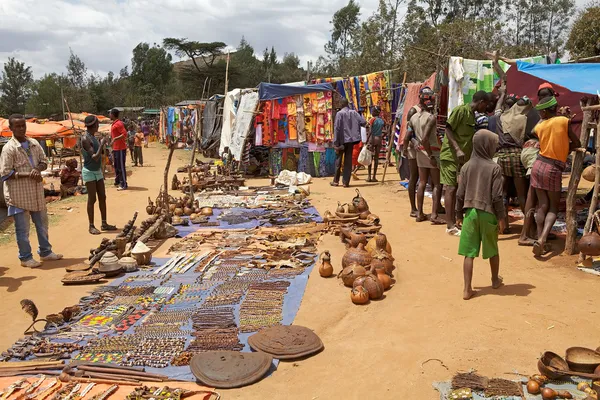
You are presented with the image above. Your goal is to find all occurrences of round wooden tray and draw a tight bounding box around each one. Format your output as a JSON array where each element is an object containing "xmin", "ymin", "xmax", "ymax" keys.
[{"xmin": 61, "ymin": 273, "xmax": 106, "ymax": 285}]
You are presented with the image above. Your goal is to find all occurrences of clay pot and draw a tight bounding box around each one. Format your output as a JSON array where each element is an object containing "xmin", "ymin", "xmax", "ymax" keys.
[
  {"xmin": 174, "ymin": 208, "xmax": 184, "ymax": 217},
  {"xmin": 371, "ymin": 250, "xmax": 395, "ymax": 275},
  {"xmin": 339, "ymin": 263, "xmax": 367, "ymax": 287},
  {"xmin": 352, "ymin": 189, "xmax": 369, "ymax": 212},
  {"xmin": 184, "ymin": 207, "xmax": 193, "ymax": 216},
  {"xmin": 336, "ymin": 201, "xmax": 358, "ymax": 215},
  {"xmin": 359, "ymin": 210, "xmax": 371, "ymax": 220},
  {"xmin": 168, "ymin": 204, "xmax": 176, "ymax": 212},
  {"xmin": 580, "ymin": 232, "xmax": 600, "ymax": 256},
  {"xmin": 583, "ymin": 165, "xmax": 596, "ymax": 182},
  {"xmin": 351, "ymin": 286, "xmax": 370, "ymax": 305},
  {"xmin": 367, "ymin": 233, "xmax": 392, "ymax": 254},
  {"xmin": 319, "ymin": 251, "xmax": 334, "ymax": 278},
  {"xmin": 342, "ymin": 243, "xmax": 372, "ymax": 269},
  {"xmin": 353, "ymin": 269, "xmax": 383, "ymax": 300},
  {"xmin": 200, "ymin": 207, "xmax": 214, "ymax": 216},
  {"xmin": 146, "ymin": 197, "xmax": 155, "ymax": 215},
  {"xmin": 340, "ymin": 228, "xmax": 368, "ymax": 248},
  {"xmin": 375, "ymin": 268, "xmax": 392, "ymax": 290}
]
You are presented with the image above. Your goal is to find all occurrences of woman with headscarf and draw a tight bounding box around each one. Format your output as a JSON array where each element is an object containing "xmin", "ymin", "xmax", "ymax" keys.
[
  {"xmin": 530, "ymin": 96, "xmax": 581, "ymax": 257},
  {"xmin": 490, "ymin": 96, "xmax": 533, "ymax": 232},
  {"xmin": 456, "ymin": 129, "xmax": 506, "ymax": 300}
]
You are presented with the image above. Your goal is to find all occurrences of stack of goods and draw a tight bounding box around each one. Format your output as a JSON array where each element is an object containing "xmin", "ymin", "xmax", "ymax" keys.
[
  {"xmin": 322, "ymin": 189, "xmax": 382, "ymax": 240},
  {"xmin": 175, "ymin": 160, "xmax": 245, "ymax": 193}
]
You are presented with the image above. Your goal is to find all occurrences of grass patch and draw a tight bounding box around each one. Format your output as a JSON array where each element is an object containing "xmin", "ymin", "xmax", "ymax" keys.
[{"xmin": 0, "ymin": 207, "xmax": 65, "ymax": 246}]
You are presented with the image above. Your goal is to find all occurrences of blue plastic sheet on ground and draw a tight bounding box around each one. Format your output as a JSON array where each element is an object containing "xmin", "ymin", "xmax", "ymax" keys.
[
  {"xmin": 175, "ymin": 207, "xmax": 323, "ymax": 237},
  {"xmin": 71, "ymin": 249, "xmax": 316, "ymax": 382},
  {"xmin": 516, "ymin": 61, "xmax": 600, "ymax": 95}
]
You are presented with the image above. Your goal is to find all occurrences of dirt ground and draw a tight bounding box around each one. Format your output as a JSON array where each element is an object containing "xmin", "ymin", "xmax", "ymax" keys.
[{"xmin": 1, "ymin": 144, "xmax": 598, "ymax": 400}]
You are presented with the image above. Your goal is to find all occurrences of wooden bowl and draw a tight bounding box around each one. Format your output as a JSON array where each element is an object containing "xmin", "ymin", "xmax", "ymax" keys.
[
  {"xmin": 566, "ymin": 347, "xmax": 600, "ymax": 373},
  {"xmin": 538, "ymin": 351, "xmax": 570, "ymax": 380},
  {"xmin": 132, "ymin": 251, "xmax": 152, "ymax": 266}
]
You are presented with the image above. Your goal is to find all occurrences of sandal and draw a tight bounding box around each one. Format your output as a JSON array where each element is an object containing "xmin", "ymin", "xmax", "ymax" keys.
[
  {"xmin": 101, "ymin": 224, "xmax": 118, "ymax": 231},
  {"xmin": 415, "ymin": 214, "xmax": 428, "ymax": 222},
  {"xmin": 430, "ymin": 217, "xmax": 446, "ymax": 225},
  {"xmin": 330, "ymin": 182, "xmax": 339, "ymax": 187},
  {"xmin": 89, "ymin": 226, "xmax": 101, "ymax": 235}
]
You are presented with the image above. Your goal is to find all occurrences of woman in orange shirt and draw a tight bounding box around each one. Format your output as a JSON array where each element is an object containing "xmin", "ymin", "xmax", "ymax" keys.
[{"xmin": 530, "ymin": 96, "xmax": 581, "ymax": 257}]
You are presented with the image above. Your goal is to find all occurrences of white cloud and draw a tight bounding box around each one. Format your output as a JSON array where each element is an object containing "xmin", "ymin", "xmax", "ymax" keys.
[{"xmin": 0, "ymin": 0, "xmax": 589, "ymax": 78}]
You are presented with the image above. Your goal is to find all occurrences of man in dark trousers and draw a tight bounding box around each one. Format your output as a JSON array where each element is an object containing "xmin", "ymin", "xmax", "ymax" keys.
[
  {"xmin": 109, "ymin": 108, "xmax": 128, "ymax": 190},
  {"xmin": 331, "ymin": 99, "xmax": 366, "ymax": 188}
]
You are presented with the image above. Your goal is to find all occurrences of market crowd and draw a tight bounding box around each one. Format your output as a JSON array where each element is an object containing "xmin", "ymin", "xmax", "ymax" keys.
[
  {"xmin": 331, "ymin": 54, "xmax": 582, "ymax": 300},
  {"xmin": 0, "ymin": 107, "xmax": 158, "ymax": 267}
]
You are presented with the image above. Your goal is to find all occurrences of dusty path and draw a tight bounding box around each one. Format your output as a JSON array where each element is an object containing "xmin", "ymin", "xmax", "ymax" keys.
[{"xmin": 0, "ymin": 145, "xmax": 597, "ymax": 399}]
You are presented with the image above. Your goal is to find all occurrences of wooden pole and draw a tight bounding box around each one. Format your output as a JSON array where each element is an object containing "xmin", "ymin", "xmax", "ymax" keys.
[
  {"xmin": 187, "ymin": 107, "xmax": 200, "ymax": 200},
  {"xmin": 582, "ymin": 104, "xmax": 600, "ymax": 112},
  {"xmin": 580, "ymin": 114, "xmax": 600, "ymax": 262},
  {"xmin": 224, "ymin": 51, "xmax": 231, "ymax": 96},
  {"xmin": 381, "ymin": 72, "xmax": 407, "ymax": 184},
  {"xmin": 163, "ymin": 143, "xmax": 176, "ymax": 223},
  {"xmin": 565, "ymin": 100, "xmax": 593, "ymax": 254}
]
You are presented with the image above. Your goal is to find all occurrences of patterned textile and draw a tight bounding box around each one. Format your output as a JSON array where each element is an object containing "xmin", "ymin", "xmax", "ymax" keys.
[
  {"xmin": 269, "ymin": 148, "xmax": 283, "ymax": 176},
  {"xmin": 496, "ymin": 147, "xmax": 526, "ymax": 178},
  {"xmin": 298, "ymin": 146, "xmax": 309, "ymax": 173},
  {"xmin": 0, "ymin": 137, "xmax": 47, "ymax": 212},
  {"xmin": 325, "ymin": 148, "xmax": 337, "ymax": 176},
  {"xmin": 318, "ymin": 151, "xmax": 327, "ymax": 177},
  {"xmin": 530, "ymin": 155, "xmax": 566, "ymax": 192}
]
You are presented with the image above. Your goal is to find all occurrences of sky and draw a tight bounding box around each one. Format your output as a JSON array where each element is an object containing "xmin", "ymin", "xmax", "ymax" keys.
[{"xmin": 0, "ymin": 0, "xmax": 588, "ymax": 79}]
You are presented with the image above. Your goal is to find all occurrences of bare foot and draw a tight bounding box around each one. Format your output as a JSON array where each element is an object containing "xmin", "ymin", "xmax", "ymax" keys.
[
  {"xmin": 410, "ymin": 210, "xmax": 418, "ymax": 218},
  {"xmin": 463, "ymin": 290, "xmax": 477, "ymax": 300},
  {"xmin": 492, "ymin": 276, "xmax": 504, "ymax": 289}
]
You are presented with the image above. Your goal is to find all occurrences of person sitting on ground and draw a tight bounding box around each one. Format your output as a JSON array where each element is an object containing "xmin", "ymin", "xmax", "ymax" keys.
[
  {"xmin": 366, "ymin": 106, "xmax": 386, "ymax": 182},
  {"xmin": 529, "ymin": 96, "xmax": 582, "ymax": 257},
  {"xmin": 81, "ymin": 115, "xmax": 117, "ymax": 235},
  {"xmin": 456, "ymin": 129, "xmax": 506, "ymax": 300},
  {"xmin": 59, "ymin": 158, "xmax": 83, "ymax": 197},
  {"xmin": 134, "ymin": 126, "xmax": 144, "ymax": 167}
]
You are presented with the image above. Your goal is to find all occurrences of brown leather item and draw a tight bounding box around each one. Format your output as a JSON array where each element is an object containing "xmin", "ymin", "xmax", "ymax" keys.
[
  {"xmin": 189, "ymin": 351, "xmax": 273, "ymax": 389},
  {"xmin": 248, "ymin": 325, "xmax": 324, "ymax": 360}
]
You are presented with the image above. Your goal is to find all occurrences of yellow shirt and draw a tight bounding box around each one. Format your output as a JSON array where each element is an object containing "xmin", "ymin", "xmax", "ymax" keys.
[{"xmin": 533, "ymin": 116, "xmax": 570, "ymax": 162}]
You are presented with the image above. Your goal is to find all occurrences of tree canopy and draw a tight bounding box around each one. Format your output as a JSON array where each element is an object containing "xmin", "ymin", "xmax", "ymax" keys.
[{"xmin": 566, "ymin": 5, "xmax": 600, "ymax": 59}]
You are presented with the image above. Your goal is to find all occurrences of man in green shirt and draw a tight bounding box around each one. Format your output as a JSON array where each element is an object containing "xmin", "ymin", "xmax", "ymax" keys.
[{"xmin": 440, "ymin": 91, "xmax": 490, "ymax": 235}]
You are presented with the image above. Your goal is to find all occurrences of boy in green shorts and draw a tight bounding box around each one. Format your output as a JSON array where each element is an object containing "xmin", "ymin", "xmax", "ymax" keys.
[
  {"xmin": 440, "ymin": 91, "xmax": 490, "ymax": 235},
  {"xmin": 456, "ymin": 129, "xmax": 506, "ymax": 300}
]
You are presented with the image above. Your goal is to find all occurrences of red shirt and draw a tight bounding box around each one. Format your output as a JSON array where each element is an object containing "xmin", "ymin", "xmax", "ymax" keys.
[{"xmin": 111, "ymin": 120, "xmax": 128, "ymax": 151}]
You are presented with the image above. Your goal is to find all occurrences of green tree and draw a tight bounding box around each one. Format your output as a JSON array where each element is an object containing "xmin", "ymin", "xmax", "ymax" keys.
[
  {"xmin": 566, "ymin": 4, "xmax": 600, "ymax": 58},
  {"xmin": 262, "ymin": 47, "xmax": 278, "ymax": 82},
  {"xmin": 66, "ymin": 49, "xmax": 87, "ymax": 88},
  {"xmin": 325, "ymin": 0, "xmax": 361, "ymax": 72},
  {"xmin": 0, "ymin": 57, "xmax": 34, "ymax": 115},
  {"xmin": 273, "ymin": 53, "xmax": 305, "ymax": 83},
  {"xmin": 26, "ymin": 73, "xmax": 66, "ymax": 118},
  {"xmin": 229, "ymin": 37, "xmax": 262, "ymax": 89},
  {"xmin": 131, "ymin": 42, "xmax": 173, "ymax": 106}
]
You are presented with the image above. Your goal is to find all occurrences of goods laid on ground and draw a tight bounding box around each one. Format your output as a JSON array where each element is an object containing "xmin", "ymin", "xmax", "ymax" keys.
[
  {"xmin": 435, "ymin": 346, "xmax": 600, "ymax": 399},
  {"xmin": 4, "ymin": 184, "xmax": 329, "ymax": 392}
]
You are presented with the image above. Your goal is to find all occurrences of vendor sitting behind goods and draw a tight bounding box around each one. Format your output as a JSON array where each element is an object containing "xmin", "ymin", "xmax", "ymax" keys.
[{"xmin": 60, "ymin": 159, "xmax": 84, "ymax": 197}]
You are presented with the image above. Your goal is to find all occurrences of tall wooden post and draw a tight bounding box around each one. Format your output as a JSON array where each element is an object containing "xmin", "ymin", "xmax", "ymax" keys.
[
  {"xmin": 565, "ymin": 99, "xmax": 593, "ymax": 254},
  {"xmin": 580, "ymin": 110, "xmax": 600, "ymax": 262}
]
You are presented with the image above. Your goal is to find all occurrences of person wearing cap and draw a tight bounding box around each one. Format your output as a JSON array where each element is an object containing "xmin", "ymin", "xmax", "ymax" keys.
[
  {"xmin": 407, "ymin": 87, "xmax": 445, "ymax": 225},
  {"xmin": 81, "ymin": 115, "xmax": 117, "ymax": 235},
  {"xmin": 0, "ymin": 114, "xmax": 63, "ymax": 268},
  {"xmin": 365, "ymin": 106, "xmax": 385, "ymax": 182},
  {"xmin": 109, "ymin": 108, "xmax": 128, "ymax": 190},
  {"xmin": 529, "ymin": 96, "xmax": 581, "ymax": 257}
]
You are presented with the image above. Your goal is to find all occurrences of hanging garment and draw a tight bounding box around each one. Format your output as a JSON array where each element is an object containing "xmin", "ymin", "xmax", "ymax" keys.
[{"xmin": 255, "ymin": 124, "xmax": 263, "ymax": 146}]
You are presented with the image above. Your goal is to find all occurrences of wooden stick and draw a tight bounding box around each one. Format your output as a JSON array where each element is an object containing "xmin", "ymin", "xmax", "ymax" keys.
[
  {"xmin": 163, "ymin": 143, "xmax": 176, "ymax": 221},
  {"xmin": 381, "ymin": 72, "xmax": 407, "ymax": 184},
  {"xmin": 136, "ymin": 214, "xmax": 166, "ymax": 244},
  {"xmin": 580, "ymin": 117, "xmax": 600, "ymax": 261},
  {"xmin": 582, "ymin": 104, "xmax": 600, "ymax": 112},
  {"xmin": 565, "ymin": 102, "xmax": 593, "ymax": 254},
  {"xmin": 0, "ymin": 361, "xmax": 64, "ymax": 369},
  {"xmin": 76, "ymin": 366, "xmax": 168, "ymax": 380}
]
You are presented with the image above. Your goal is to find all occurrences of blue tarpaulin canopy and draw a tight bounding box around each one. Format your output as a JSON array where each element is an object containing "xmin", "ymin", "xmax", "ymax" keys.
[
  {"xmin": 517, "ymin": 61, "xmax": 600, "ymax": 95},
  {"xmin": 258, "ymin": 82, "xmax": 333, "ymax": 101}
]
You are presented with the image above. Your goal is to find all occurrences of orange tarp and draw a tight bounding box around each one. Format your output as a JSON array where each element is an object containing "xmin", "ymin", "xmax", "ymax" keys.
[
  {"xmin": 55, "ymin": 120, "xmax": 111, "ymax": 134},
  {"xmin": 68, "ymin": 112, "xmax": 110, "ymax": 124},
  {"xmin": 0, "ymin": 118, "xmax": 74, "ymax": 139}
]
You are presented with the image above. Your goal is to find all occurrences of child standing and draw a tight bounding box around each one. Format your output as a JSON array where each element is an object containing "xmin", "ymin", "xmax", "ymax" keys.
[
  {"xmin": 134, "ymin": 127, "xmax": 145, "ymax": 167},
  {"xmin": 456, "ymin": 129, "xmax": 506, "ymax": 300}
]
